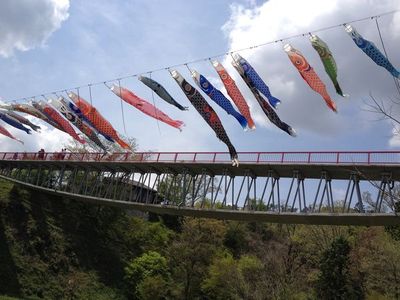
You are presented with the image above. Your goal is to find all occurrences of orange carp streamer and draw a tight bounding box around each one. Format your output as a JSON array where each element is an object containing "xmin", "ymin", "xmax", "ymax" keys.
[
  {"xmin": 284, "ymin": 44, "xmax": 337, "ymax": 113},
  {"xmin": 212, "ymin": 60, "xmax": 256, "ymax": 130},
  {"xmin": 68, "ymin": 92, "xmax": 131, "ymax": 150}
]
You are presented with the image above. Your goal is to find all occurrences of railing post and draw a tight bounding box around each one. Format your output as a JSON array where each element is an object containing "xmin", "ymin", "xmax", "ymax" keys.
[
  {"xmin": 281, "ymin": 152, "xmax": 285, "ymax": 163},
  {"xmin": 256, "ymin": 153, "xmax": 260, "ymax": 163},
  {"xmin": 336, "ymin": 152, "xmax": 340, "ymax": 164},
  {"xmin": 156, "ymin": 153, "xmax": 160, "ymax": 162},
  {"xmin": 193, "ymin": 153, "xmax": 197, "ymax": 163},
  {"xmin": 307, "ymin": 152, "xmax": 311, "ymax": 163},
  {"xmin": 174, "ymin": 153, "xmax": 178, "ymax": 162},
  {"xmin": 367, "ymin": 152, "xmax": 371, "ymax": 164},
  {"xmin": 213, "ymin": 153, "xmax": 216, "ymax": 163}
]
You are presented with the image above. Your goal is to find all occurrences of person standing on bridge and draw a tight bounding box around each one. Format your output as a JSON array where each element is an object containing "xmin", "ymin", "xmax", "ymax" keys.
[{"xmin": 38, "ymin": 149, "xmax": 45, "ymax": 160}]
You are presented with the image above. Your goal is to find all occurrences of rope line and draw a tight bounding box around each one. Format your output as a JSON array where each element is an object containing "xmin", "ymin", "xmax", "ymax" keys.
[
  {"xmin": 3, "ymin": 9, "xmax": 400, "ymax": 103},
  {"xmin": 374, "ymin": 17, "xmax": 400, "ymax": 96},
  {"xmin": 88, "ymin": 84, "xmax": 93, "ymax": 105},
  {"xmin": 149, "ymin": 72, "xmax": 162, "ymax": 135},
  {"xmin": 118, "ymin": 79, "xmax": 127, "ymax": 135}
]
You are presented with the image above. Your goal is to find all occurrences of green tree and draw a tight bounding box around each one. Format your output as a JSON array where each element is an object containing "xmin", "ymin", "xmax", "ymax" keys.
[
  {"xmin": 202, "ymin": 252, "xmax": 265, "ymax": 300},
  {"xmin": 136, "ymin": 274, "xmax": 173, "ymax": 300},
  {"xmin": 352, "ymin": 227, "xmax": 400, "ymax": 299},
  {"xmin": 385, "ymin": 187, "xmax": 400, "ymax": 241},
  {"xmin": 316, "ymin": 237, "xmax": 363, "ymax": 300},
  {"xmin": 124, "ymin": 251, "xmax": 171, "ymax": 299},
  {"xmin": 168, "ymin": 218, "xmax": 226, "ymax": 299},
  {"xmin": 223, "ymin": 222, "xmax": 249, "ymax": 258},
  {"xmin": 157, "ymin": 174, "xmax": 219, "ymax": 207}
]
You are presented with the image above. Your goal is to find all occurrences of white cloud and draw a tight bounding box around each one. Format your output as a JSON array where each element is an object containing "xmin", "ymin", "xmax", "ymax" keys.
[
  {"xmin": 221, "ymin": 0, "xmax": 400, "ymax": 138},
  {"xmin": 389, "ymin": 126, "xmax": 400, "ymax": 147},
  {"xmin": 0, "ymin": 0, "xmax": 70, "ymax": 57},
  {"xmin": 0, "ymin": 116, "xmax": 73, "ymax": 153},
  {"xmin": 333, "ymin": 187, "xmax": 346, "ymax": 201}
]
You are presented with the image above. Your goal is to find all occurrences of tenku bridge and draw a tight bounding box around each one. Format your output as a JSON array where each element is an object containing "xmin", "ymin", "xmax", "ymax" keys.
[{"xmin": 0, "ymin": 151, "xmax": 399, "ymax": 226}]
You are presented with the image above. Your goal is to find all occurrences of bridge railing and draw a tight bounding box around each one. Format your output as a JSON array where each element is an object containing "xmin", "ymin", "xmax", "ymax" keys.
[{"xmin": 1, "ymin": 151, "xmax": 400, "ymax": 165}]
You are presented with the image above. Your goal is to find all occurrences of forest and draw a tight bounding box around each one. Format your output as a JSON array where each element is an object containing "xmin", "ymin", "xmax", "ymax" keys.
[{"xmin": 0, "ymin": 178, "xmax": 400, "ymax": 300}]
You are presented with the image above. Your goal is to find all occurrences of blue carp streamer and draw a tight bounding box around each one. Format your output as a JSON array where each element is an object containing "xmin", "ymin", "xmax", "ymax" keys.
[
  {"xmin": 234, "ymin": 54, "xmax": 281, "ymax": 109},
  {"xmin": 191, "ymin": 70, "xmax": 248, "ymax": 130},
  {"xmin": 345, "ymin": 24, "xmax": 400, "ymax": 79}
]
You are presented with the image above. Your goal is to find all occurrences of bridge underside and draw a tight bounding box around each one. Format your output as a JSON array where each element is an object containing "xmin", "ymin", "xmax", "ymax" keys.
[
  {"xmin": 1, "ymin": 175, "xmax": 398, "ymax": 226},
  {"xmin": 0, "ymin": 159, "xmax": 399, "ymax": 226}
]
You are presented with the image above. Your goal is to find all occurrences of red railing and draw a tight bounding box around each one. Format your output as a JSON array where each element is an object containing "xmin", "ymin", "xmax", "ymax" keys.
[{"xmin": 1, "ymin": 151, "xmax": 400, "ymax": 165}]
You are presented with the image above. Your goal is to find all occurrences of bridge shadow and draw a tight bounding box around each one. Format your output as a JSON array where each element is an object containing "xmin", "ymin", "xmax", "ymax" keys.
[
  {"xmin": 1, "ymin": 182, "xmax": 127, "ymax": 296},
  {"xmin": 0, "ymin": 196, "xmax": 22, "ymax": 297},
  {"xmin": 46, "ymin": 196, "xmax": 127, "ymax": 290}
]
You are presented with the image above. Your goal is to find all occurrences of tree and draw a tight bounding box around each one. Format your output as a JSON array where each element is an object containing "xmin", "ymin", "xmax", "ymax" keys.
[
  {"xmin": 124, "ymin": 251, "xmax": 171, "ymax": 299},
  {"xmin": 201, "ymin": 252, "xmax": 266, "ymax": 300},
  {"xmin": 64, "ymin": 135, "xmax": 138, "ymax": 153},
  {"xmin": 201, "ymin": 252, "xmax": 242, "ymax": 300},
  {"xmin": 316, "ymin": 237, "xmax": 363, "ymax": 300},
  {"xmin": 157, "ymin": 174, "xmax": 219, "ymax": 207},
  {"xmin": 223, "ymin": 222, "xmax": 250, "ymax": 258},
  {"xmin": 352, "ymin": 227, "xmax": 400, "ymax": 299},
  {"xmin": 364, "ymin": 94, "xmax": 400, "ymax": 138},
  {"xmin": 167, "ymin": 218, "xmax": 226, "ymax": 299}
]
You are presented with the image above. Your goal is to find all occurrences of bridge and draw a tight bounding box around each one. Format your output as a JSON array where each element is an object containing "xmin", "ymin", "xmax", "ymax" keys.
[{"xmin": 0, "ymin": 151, "xmax": 399, "ymax": 226}]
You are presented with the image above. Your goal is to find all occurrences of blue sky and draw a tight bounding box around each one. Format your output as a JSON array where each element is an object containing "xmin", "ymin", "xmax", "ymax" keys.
[{"xmin": 0, "ymin": 0, "xmax": 400, "ymax": 155}]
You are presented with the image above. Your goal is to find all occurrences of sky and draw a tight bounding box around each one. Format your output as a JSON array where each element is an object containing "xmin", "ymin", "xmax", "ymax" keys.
[{"xmin": 0, "ymin": 0, "xmax": 400, "ymax": 155}]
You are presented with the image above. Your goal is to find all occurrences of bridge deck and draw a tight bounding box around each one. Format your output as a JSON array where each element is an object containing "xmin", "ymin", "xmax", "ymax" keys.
[{"xmin": 1, "ymin": 151, "xmax": 400, "ymax": 180}]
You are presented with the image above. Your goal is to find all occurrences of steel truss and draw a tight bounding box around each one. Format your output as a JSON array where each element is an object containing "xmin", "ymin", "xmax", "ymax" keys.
[{"xmin": 0, "ymin": 163, "xmax": 398, "ymax": 215}]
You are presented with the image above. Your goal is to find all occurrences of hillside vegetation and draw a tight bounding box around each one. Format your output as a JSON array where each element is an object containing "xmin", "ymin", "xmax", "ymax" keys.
[{"xmin": 0, "ymin": 179, "xmax": 400, "ymax": 299}]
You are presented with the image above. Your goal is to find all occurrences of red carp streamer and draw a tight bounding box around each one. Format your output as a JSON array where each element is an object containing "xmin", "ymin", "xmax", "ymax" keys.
[
  {"xmin": 38, "ymin": 101, "xmax": 86, "ymax": 144},
  {"xmin": 0, "ymin": 123, "xmax": 23, "ymax": 144},
  {"xmin": 110, "ymin": 84, "xmax": 184, "ymax": 131}
]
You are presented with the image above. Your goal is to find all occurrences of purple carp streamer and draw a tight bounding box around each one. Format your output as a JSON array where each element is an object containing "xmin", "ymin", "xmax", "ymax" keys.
[
  {"xmin": 345, "ymin": 24, "xmax": 400, "ymax": 79},
  {"xmin": 232, "ymin": 60, "xmax": 296, "ymax": 137},
  {"xmin": 170, "ymin": 70, "xmax": 239, "ymax": 166},
  {"xmin": 0, "ymin": 111, "xmax": 31, "ymax": 134},
  {"xmin": 5, "ymin": 111, "xmax": 41, "ymax": 132},
  {"xmin": 7, "ymin": 103, "xmax": 63, "ymax": 131}
]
